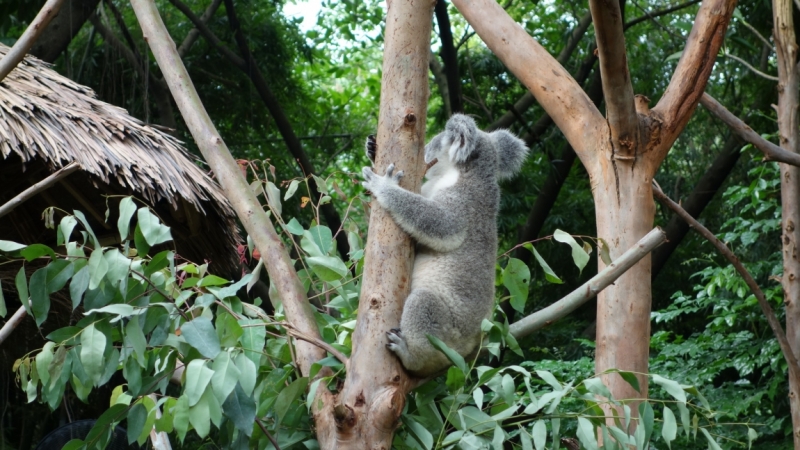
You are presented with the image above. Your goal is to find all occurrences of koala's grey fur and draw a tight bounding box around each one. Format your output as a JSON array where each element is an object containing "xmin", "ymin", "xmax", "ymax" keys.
[{"xmin": 361, "ymin": 114, "xmax": 528, "ymax": 377}]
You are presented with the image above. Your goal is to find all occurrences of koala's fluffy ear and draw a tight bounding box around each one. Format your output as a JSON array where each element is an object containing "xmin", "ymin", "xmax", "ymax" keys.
[
  {"xmin": 444, "ymin": 114, "xmax": 478, "ymax": 164},
  {"xmin": 491, "ymin": 130, "xmax": 529, "ymax": 180}
]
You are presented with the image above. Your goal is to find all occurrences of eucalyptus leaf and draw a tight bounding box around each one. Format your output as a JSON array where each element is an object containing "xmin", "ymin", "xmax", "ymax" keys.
[
  {"xmin": 553, "ymin": 229, "xmax": 589, "ymax": 273},
  {"xmin": 222, "ymin": 382, "xmax": 256, "ymax": 437},
  {"xmin": 80, "ymin": 324, "xmax": 107, "ymax": 386},
  {"xmin": 502, "ymin": 258, "xmax": 530, "ymax": 313},
  {"xmin": 531, "ymin": 247, "xmax": 563, "ymax": 284},
  {"xmin": 117, "ymin": 197, "xmax": 136, "ymax": 241},
  {"xmin": 137, "ymin": 208, "xmax": 172, "ymax": 246}
]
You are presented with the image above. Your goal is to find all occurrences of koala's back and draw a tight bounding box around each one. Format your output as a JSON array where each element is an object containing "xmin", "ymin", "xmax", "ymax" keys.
[{"xmin": 411, "ymin": 149, "xmax": 500, "ymax": 333}]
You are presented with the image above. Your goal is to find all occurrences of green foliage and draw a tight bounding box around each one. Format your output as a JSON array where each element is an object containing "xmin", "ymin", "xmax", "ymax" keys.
[
  {"xmin": 651, "ymin": 159, "xmax": 786, "ymax": 447},
  {"xmin": 5, "ymin": 186, "xmax": 756, "ymax": 449}
]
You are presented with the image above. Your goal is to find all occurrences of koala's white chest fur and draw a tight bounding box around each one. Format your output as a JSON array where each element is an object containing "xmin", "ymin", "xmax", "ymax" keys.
[{"xmin": 421, "ymin": 164, "xmax": 459, "ymax": 198}]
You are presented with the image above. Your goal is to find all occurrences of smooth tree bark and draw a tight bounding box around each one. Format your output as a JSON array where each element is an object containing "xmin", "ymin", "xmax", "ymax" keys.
[
  {"xmin": 772, "ymin": 0, "xmax": 800, "ymax": 444},
  {"xmin": 134, "ymin": 0, "xmax": 434, "ymax": 448},
  {"xmin": 450, "ymin": 0, "xmax": 735, "ymax": 420},
  {"xmin": 323, "ymin": 0, "xmax": 435, "ymax": 446}
]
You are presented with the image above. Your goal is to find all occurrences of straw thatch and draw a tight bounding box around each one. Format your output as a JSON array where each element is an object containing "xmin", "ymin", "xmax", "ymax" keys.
[{"xmin": 0, "ymin": 43, "xmax": 241, "ymax": 272}]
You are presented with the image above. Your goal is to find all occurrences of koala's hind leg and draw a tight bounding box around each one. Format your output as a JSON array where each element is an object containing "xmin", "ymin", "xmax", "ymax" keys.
[{"xmin": 386, "ymin": 288, "xmax": 454, "ymax": 376}]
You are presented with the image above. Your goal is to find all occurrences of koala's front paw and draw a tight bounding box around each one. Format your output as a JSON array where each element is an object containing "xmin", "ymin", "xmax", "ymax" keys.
[
  {"xmin": 361, "ymin": 163, "xmax": 403, "ymax": 200},
  {"xmin": 365, "ymin": 135, "xmax": 377, "ymax": 162}
]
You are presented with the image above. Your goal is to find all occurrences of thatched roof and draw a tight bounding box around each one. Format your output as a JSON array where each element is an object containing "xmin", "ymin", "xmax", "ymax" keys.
[{"xmin": 0, "ymin": 43, "xmax": 241, "ymax": 272}]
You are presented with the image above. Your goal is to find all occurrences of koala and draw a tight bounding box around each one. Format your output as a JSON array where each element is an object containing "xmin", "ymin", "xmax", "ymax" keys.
[{"xmin": 361, "ymin": 114, "xmax": 528, "ymax": 376}]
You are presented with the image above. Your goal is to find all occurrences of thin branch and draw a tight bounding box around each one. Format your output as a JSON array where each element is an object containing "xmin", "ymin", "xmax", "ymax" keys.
[
  {"xmin": 629, "ymin": 0, "xmax": 682, "ymax": 41},
  {"xmin": 130, "ymin": 0, "xmax": 325, "ymax": 377},
  {"xmin": 738, "ymin": 16, "xmax": 773, "ymax": 50},
  {"xmin": 103, "ymin": 0, "xmax": 140, "ymax": 60},
  {"xmin": 723, "ymin": 53, "xmax": 779, "ymax": 81},
  {"xmin": 0, "ymin": 0, "xmax": 65, "ymax": 82},
  {"xmin": 700, "ymin": 93, "xmax": 800, "ymax": 166},
  {"xmin": 283, "ymin": 322, "xmax": 349, "ymax": 369},
  {"xmin": 651, "ymin": 134, "xmax": 744, "ymax": 278},
  {"xmin": 463, "ymin": 45, "xmax": 493, "ymax": 123},
  {"xmin": 166, "ymin": 0, "xmax": 246, "ymax": 69},
  {"xmin": 651, "ymin": 0, "xmax": 736, "ymax": 161},
  {"xmin": 177, "ymin": 0, "xmax": 223, "ymax": 58},
  {"xmin": 651, "ymin": 181, "xmax": 800, "ymax": 379},
  {"xmin": 0, "ymin": 304, "xmax": 29, "ymax": 346},
  {"xmin": 255, "ymin": 418, "xmax": 281, "ymax": 449},
  {"xmin": 0, "ymin": 162, "xmax": 79, "ymax": 218},
  {"xmin": 623, "ymin": 0, "xmax": 702, "ymax": 30},
  {"xmin": 509, "ymin": 228, "xmax": 667, "ymax": 339}
]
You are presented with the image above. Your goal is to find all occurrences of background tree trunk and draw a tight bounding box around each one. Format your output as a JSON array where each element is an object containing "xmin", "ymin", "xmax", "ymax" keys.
[
  {"xmin": 450, "ymin": 0, "xmax": 735, "ymax": 424},
  {"xmin": 772, "ymin": 0, "xmax": 800, "ymax": 444},
  {"xmin": 30, "ymin": 0, "xmax": 100, "ymax": 62}
]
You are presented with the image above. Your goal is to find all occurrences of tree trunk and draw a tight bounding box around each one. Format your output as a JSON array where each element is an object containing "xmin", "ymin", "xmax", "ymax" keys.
[
  {"xmin": 593, "ymin": 161, "xmax": 655, "ymax": 401},
  {"xmin": 318, "ymin": 0, "xmax": 436, "ymax": 447},
  {"xmin": 772, "ymin": 0, "xmax": 800, "ymax": 445}
]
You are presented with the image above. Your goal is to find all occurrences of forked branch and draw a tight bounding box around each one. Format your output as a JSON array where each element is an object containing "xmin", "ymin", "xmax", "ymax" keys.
[{"xmin": 588, "ymin": 0, "xmax": 638, "ymax": 159}]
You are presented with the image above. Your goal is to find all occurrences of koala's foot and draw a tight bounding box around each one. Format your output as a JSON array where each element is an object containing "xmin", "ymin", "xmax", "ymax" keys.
[
  {"xmin": 386, "ymin": 328, "xmax": 411, "ymax": 360},
  {"xmin": 365, "ymin": 135, "xmax": 377, "ymax": 162}
]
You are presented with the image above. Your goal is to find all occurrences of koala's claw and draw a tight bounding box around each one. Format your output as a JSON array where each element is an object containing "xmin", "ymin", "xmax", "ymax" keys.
[
  {"xmin": 366, "ymin": 135, "xmax": 377, "ymax": 162},
  {"xmin": 386, "ymin": 329, "xmax": 405, "ymax": 354}
]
